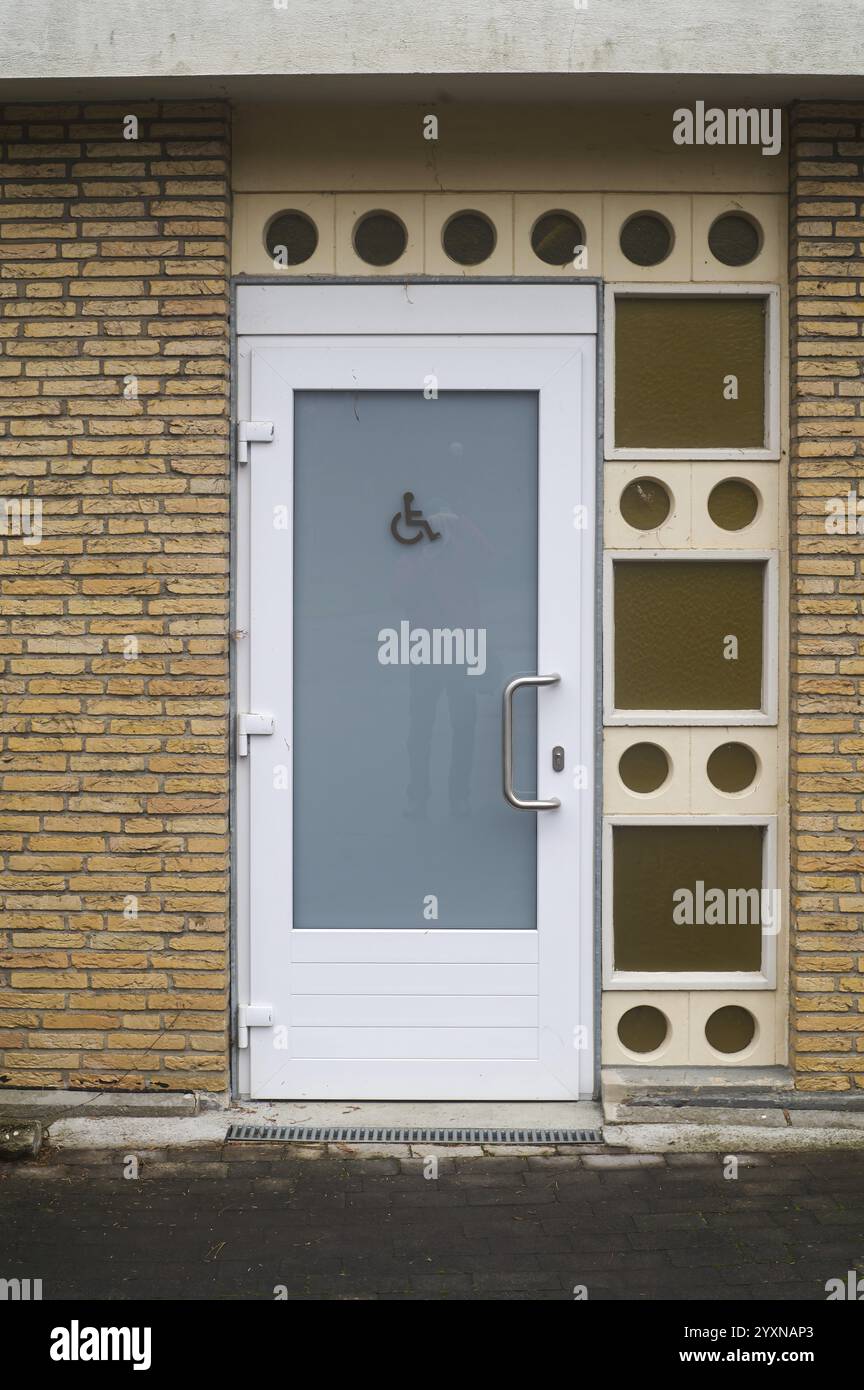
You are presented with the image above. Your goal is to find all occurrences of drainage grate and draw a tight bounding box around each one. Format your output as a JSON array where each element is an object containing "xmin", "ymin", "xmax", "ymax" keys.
[{"xmin": 226, "ymin": 1124, "xmax": 603, "ymax": 1146}]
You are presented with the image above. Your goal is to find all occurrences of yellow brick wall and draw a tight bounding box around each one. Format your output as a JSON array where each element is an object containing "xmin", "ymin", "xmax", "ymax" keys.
[
  {"xmin": 791, "ymin": 102, "xmax": 864, "ymax": 1092},
  {"xmin": 0, "ymin": 101, "xmax": 231, "ymax": 1092}
]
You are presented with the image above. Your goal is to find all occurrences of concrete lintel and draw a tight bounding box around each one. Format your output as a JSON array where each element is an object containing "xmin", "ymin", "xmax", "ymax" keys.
[{"xmin": 1, "ymin": 1, "xmax": 862, "ymax": 83}]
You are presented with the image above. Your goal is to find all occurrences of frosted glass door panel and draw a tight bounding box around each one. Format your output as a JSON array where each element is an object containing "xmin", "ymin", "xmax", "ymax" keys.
[{"xmin": 293, "ymin": 390, "xmax": 538, "ymax": 929}]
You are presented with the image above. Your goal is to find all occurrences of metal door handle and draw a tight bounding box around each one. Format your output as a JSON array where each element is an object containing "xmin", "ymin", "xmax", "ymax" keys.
[{"xmin": 502, "ymin": 674, "xmax": 561, "ymax": 810}]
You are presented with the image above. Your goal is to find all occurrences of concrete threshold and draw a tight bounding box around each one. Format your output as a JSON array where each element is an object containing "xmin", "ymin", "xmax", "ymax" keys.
[
  {"xmin": 44, "ymin": 1098, "xmax": 606, "ymax": 1158},
  {"xmin": 231, "ymin": 1099, "xmax": 605, "ymax": 1129}
]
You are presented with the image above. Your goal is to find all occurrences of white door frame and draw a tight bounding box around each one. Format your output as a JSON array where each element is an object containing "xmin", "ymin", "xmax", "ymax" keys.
[{"xmin": 234, "ymin": 282, "xmax": 598, "ymax": 1100}]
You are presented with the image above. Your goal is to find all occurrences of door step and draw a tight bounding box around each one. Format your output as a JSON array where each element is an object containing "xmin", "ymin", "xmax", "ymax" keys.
[{"xmin": 226, "ymin": 1123, "xmax": 603, "ymax": 1146}]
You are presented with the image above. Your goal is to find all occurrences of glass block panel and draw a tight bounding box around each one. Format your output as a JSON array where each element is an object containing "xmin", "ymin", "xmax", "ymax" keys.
[
  {"xmin": 615, "ymin": 296, "xmax": 766, "ymax": 449},
  {"xmin": 613, "ymin": 824, "xmax": 765, "ymax": 972},
  {"xmin": 614, "ymin": 559, "xmax": 764, "ymax": 710}
]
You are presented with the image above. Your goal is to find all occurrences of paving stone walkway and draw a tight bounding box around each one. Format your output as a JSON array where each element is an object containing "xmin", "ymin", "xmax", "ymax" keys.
[{"xmin": 1, "ymin": 1147, "xmax": 862, "ymax": 1300}]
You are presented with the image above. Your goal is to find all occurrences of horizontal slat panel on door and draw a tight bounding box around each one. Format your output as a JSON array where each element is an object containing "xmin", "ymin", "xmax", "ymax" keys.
[
  {"xmin": 289, "ymin": 930, "xmax": 539, "ymax": 964},
  {"xmin": 290, "ymin": 1027, "xmax": 539, "ymax": 1060},
  {"xmin": 264, "ymin": 1058, "xmax": 576, "ymax": 1100},
  {"xmin": 291, "ymin": 963, "xmax": 538, "ymax": 995},
  {"xmin": 289, "ymin": 994, "xmax": 539, "ymax": 1028}
]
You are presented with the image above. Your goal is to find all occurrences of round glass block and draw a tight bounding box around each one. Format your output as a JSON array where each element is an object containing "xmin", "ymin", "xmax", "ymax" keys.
[
  {"xmin": 619, "ymin": 212, "xmax": 673, "ymax": 267},
  {"xmin": 531, "ymin": 211, "xmax": 585, "ymax": 267},
  {"xmin": 353, "ymin": 211, "xmax": 407, "ymax": 266},
  {"xmin": 617, "ymin": 1005, "xmax": 669, "ymax": 1054},
  {"xmin": 708, "ymin": 479, "xmax": 759, "ymax": 531},
  {"xmin": 442, "ymin": 211, "xmax": 496, "ymax": 266},
  {"xmin": 707, "ymin": 742, "xmax": 758, "ymax": 793},
  {"xmin": 265, "ymin": 210, "xmax": 318, "ymax": 266},
  {"xmin": 705, "ymin": 1005, "xmax": 756, "ymax": 1054},
  {"xmin": 618, "ymin": 742, "xmax": 670, "ymax": 794},
  {"xmin": 708, "ymin": 213, "xmax": 762, "ymax": 267},
  {"xmin": 620, "ymin": 478, "xmax": 671, "ymax": 530}
]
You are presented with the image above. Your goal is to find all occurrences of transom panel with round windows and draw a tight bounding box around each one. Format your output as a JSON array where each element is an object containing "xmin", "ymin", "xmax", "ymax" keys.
[{"xmin": 231, "ymin": 193, "xmax": 784, "ymax": 279}]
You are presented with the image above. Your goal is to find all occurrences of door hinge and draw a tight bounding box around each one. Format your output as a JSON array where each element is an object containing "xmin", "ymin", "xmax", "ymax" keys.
[
  {"xmin": 237, "ymin": 1003, "xmax": 274, "ymax": 1049},
  {"xmin": 236, "ymin": 711, "xmax": 275, "ymax": 758},
  {"xmin": 237, "ymin": 419, "xmax": 274, "ymax": 464}
]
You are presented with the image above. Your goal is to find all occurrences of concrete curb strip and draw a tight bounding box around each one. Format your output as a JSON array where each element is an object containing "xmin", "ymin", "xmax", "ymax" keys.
[
  {"xmin": 0, "ymin": 1090, "xmax": 198, "ymax": 1122},
  {"xmin": 603, "ymin": 1123, "xmax": 864, "ymax": 1152},
  {"xmin": 36, "ymin": 1113, "xmax": 864, "ymax": 1155}
]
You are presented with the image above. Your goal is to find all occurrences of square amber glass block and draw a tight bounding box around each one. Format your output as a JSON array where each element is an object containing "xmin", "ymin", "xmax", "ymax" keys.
[
  {"xmin": 613, "ymin": 824, "xmax": 764, "ymax": 972},
  {"xmin": 615, "ymin": 296, "xmax": 766, "ymax": 449},
  {"xmin": 614, "ymin": 559, "xmax": 764, "ymax": 710}
]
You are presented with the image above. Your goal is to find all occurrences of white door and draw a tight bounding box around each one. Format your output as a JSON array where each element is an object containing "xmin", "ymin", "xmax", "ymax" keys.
[{"xmin": 237, "ymin": 284, "xmax": 596, "ymax": 1100}]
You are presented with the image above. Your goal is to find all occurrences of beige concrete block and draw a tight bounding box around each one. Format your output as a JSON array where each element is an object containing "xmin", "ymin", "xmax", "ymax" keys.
[
  {"xmin": 692, "ymin": 193, "xmax": 786, "ymax": 282},
  {"xmin": 688, "ymin": 991, "xmax": 778, "ymax": 1066},
  {"xmin": 690, "ymin": 461, "xmax": 780, "ymax": 549},
  {"xmin": 423, "ymin": 193, "xmax": 512, "ymax": 276},
  {"xmin": 232, "ymin": 192, "xmax": 335, "ymax": 276},
  {"xmin": 603, "ymin": 461, "xmax": 691, "ymax": 547},
  {"xmin": 602, "ymin": 991, "xmax": 690, "ymax": 1066},
  {"xmin": 336, "ymin": 193, "xmax": 422, "ymax": 276},
  {"xmin": 690, "ymin": 727, "xmax": 780, "ymax": 814},
  {"xmin": 513, "ymin": 193, "xmax": 601, "ymax": 278},
  {"xmin": 602, "ymin": 193, "xmax": 692, "ymax": 282},
  {"xmin": 603, "ymin": 726, "xmax": 691, "ymax": 814}
]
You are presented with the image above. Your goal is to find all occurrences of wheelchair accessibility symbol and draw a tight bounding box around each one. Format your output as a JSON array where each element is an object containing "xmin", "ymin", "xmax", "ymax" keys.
[{"xmin": 390, "ymin": 491, "xmax": 442, "ymax": 546}]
